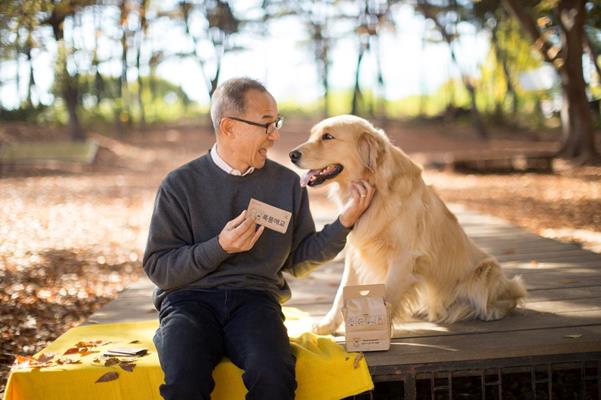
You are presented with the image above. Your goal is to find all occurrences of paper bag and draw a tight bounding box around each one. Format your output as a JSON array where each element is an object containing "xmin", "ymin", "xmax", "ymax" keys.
[{"xmin": 342, "ymin": 284, "xmax": 391, "ymax": 352}]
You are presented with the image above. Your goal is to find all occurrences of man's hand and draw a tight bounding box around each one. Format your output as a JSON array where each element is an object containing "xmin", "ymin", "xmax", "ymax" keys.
[
  {"xmin": 218, "ymin": 210, "xmax": 265, "ymax": 254},
  {"xmin": 339, "ymin": 180, "xmax": 375, "ymax": 228}
]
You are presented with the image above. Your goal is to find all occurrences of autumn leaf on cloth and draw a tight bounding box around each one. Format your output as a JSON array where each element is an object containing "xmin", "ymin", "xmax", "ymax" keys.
[
  {"xmin": 11, "ymin": 353, "xmax": 56, "ymax": 370},
  {"xmin": 96, "ymin": 371, "xmax": 119, "ymax": 383},
  {"xmin": 119, "ymin": 362, "xmax": 136, "ymax": 372}
]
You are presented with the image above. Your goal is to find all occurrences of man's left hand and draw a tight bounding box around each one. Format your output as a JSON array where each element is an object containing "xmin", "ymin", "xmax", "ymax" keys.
[{"xmin": 339, "ymin": 180, "xmax": 375, "ymax": 228}]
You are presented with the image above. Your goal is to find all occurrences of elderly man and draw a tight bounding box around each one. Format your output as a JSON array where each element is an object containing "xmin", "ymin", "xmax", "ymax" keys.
[{"xmin": 143, "ymin": 77, "xmax": 375, "ymax": 400}]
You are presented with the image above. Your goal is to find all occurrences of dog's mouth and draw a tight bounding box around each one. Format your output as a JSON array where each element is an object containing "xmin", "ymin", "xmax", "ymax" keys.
[{"xmin": 300, "ymin": 164, "xmax": 344, "ymax": 187}]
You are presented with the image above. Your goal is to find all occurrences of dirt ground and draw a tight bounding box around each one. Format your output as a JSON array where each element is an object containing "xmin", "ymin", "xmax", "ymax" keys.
[{"xmin": 1, "ymin": 118, "xmax": 600, "ymax": 393}]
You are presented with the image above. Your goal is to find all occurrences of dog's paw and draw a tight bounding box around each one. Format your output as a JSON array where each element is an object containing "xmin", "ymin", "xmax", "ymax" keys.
[{"xmin": 312, "ymin": 318, "xmax": 339, "ymax": 335}]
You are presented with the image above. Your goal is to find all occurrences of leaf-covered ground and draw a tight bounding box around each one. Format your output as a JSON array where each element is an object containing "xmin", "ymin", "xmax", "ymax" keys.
[{"xmin": 1, "ymin": 120, "xmax": 600, "ymax": 394}]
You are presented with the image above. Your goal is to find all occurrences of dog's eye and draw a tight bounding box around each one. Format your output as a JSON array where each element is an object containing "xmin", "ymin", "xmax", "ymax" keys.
[{"xmin": 322, "ymin": 133, "xmax": 334, "ymax": 141}]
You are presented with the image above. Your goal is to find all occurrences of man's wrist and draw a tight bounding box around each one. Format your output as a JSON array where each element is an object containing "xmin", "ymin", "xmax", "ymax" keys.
[{"xmin": 338, "ymin": 214, "xmax": 354, "ymax": 229}]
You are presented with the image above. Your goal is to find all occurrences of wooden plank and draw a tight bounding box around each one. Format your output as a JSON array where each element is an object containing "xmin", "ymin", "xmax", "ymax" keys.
[
  {"xmin": 497, "ymin": 250, "xmax": 601, "ymax": 263},
  {"xmin": 363, "ymin": 324, "xmax": 601, "ymax": 368},
  {"xmin": 295, "ymin": 306, "xmax": 601, "ymax": 339},
  {"xmin": 291, "ymin": 285, "xmax": 601, "ymax": 316},
  {"xmin": 527, "ymin": 285, "xmax": 601, "ymax": 301}
]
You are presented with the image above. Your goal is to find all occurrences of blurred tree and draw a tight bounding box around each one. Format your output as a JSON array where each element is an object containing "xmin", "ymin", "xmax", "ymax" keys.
[
  {"xmin": 416, "ymin": 0, "xmax": 489, "ymax": 138},
  {"xmin": 136, "ymin": 0, "xmax": 149, "ymax": 129},
  {"xmin": 178, "ymin": 0, "xmax": 241, "ymax": 99},
  {"xmin": 501, "ymin": 0, "xmax": 599, "ymax": 163},
  {"xmin": 473, "ymin": 0, "xmax": 543, "ymax": 122},
  {"xmin": 44, "ymin": 0, "xmax": 97, "ymax": 141},
  {"xmin": 350, "ymin": 0, "xmax": 392, "ymax": 118},
  {"xmin": 299, "ymin": 1, "xmax": 336, "ymax": 117}
]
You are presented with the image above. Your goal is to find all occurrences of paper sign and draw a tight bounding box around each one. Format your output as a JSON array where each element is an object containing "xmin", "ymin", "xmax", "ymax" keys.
[
  {"xmin": 247, "ymin": 198, "xmax": 291, "ymax": 234},
  {"xmin": 343, "ymin": 284, "xmax": 391, "ymax": 352}
]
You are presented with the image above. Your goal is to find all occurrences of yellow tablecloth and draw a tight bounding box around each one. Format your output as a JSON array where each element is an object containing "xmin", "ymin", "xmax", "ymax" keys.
[{"xmin": 4, "ymin": 307, "xmax": 373, "ymax": 400}]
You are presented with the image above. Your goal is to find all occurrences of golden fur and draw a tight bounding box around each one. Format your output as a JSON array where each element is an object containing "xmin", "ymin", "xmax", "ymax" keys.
[{"xmin": 291, "ymin": 115, "xmax": 527, "ymax": 335}]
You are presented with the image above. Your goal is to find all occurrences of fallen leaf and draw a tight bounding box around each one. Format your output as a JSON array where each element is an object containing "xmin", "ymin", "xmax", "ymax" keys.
[
  {"xmin": 119, "ymin": 362, "xmax": 136, "ymax": 372},
  {"xmin": 56, "ymin": 358, "xmax": 81, "ymax": 365},
  {"xmin": 63, "ymin": 347, "xmax": 80, "ymax": 355},
  {"xmin": 104, "ymin": 358, "xmax": 119, "ymax": 367},
  {"xmin": 353, "ymin": 353, "xmax": 364, "ymax": 369},
  {"xmin": 35, "ymin": 353, "xmax": 55, "ymax": 363},
  {"xmin": 76, "ymin": 341, "xmax": 98, "ymax": 348},
  {"xmin": 129, "ymin": 340, "xmax": 140, "ymax": 344},
  {"xmin": 564, "ymin": 334, "xmax": 582, "ymax": 339},
  {"xmin": 96, "ymin": 371, "xmax": 119, "ymax": 383}
]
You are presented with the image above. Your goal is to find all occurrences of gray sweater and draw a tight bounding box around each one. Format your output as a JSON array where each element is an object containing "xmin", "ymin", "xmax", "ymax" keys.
[{"xmin": 143, "ymin": 151, "xmax": 351, "ymax": 310}]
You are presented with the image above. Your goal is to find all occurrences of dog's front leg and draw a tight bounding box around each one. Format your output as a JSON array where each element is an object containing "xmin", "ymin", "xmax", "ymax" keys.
[
  {"xmin": 313, "ymin": 251, "xmax": 358, "ymax": 335},
  {"xmin": 384, "ymin": 252, "xmax": 418, "ymax": 320}
]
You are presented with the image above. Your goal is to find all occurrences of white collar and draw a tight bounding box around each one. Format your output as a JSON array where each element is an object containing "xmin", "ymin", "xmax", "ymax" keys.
[{"xmin": 210, "ymin": 143, "xmax": 255, "ymax": 176}]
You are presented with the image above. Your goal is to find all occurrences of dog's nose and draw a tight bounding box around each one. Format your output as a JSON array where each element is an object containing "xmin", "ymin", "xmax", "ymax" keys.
[{"xmin": 289, "ymin": 150, "xmax": 302, "ymax": 164}]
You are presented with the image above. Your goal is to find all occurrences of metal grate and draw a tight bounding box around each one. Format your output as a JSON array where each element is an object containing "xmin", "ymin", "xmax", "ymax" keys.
[{"xmin": 344, "ymin": 354, "xmax": 601, "ymax": 400}]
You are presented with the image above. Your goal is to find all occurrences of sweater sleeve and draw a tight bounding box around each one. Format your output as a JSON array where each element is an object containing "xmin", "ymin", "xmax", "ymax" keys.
[
  {"xmin": 282, "ymin": 187, "xmax": 351, "ymax": 278},
  {"xmin": 142, "ymin": 182, "xmax": 230, "ymax": 290}
]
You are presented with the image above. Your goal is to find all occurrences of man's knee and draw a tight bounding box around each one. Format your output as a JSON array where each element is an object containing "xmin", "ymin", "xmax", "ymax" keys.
[{"xmin": 243, "ymin": 354, "xmax": 297, "ymax": 397}]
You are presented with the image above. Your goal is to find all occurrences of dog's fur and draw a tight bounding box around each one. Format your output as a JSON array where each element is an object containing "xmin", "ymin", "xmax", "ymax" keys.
[{"xmin": 290, "ymin": 115, "xmax": 527, "ymax": 335}]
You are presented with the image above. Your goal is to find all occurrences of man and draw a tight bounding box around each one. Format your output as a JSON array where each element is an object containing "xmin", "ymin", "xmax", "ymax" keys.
[{"xmin": 143, "ymin": 77, "xmax": 375, "ymax": 400}]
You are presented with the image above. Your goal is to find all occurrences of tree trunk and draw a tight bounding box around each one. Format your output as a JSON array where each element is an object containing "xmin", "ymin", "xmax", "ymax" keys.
[
  {"xmin": 26, "ymin": 46, "xmax": 35, "ymax": 108},
  {"xmin": 555, "ymin": 0, "xmax": 596, "ymax": 162},
  {"xmin": 136, "ymin": 0, "xmax": 148, "ymax": 130},
  {"xmin": 491, "ymin": 20, "xmax": 518, "ymax": 118},
  {"xmin": 351, "ymin": 45, "xmax": 366, "ymax": 116},
  {"xmin": 417, "ymin": 0, "xmax": 488, "ymax": 138},
  {"xmin": 502, "ymin": 0, "xmax": 598, "ymax": 163},
  {"xmin": 65, "ymin": 79, "xmax": 84, "ymax": 142},
  {"xmin": 15, "ymin": 28, "xmax": 20, "ymax": 105},
  {"xmin": 50, "ymin": 12, "xmax": 85, "ymax": 142}
]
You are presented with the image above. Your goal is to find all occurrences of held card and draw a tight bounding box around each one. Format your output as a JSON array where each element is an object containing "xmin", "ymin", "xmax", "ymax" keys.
[{"xmin": 247, "ymin": 198, "xmax": 291, "ymax": 234}]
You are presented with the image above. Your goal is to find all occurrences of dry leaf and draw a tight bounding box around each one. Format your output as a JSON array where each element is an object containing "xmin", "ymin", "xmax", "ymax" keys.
[
  {"xmin": 129, "ymin": 340, "xmax": 140, "ymax": 344},
  {"xmin": 63, "ymin": 347, "xmax": 80, "ymax": 355},
  {"xmin": 353, "ymin": 353, "xmax": 364, "ymax": 369},
  {"xmin": 35, "ymin": 353, "xmax": 55, "ymax": 363},
  {"xmin": 96, "ymin": 371, "xmax": 119, "ymax": 383},
  {"xmin": 119, "ymin": 362, "xmax": 136, "ymax": 372},
  {"xmin": 56, "ymin": 358, "xmax": 81, "ymax": 365},
  {"xmin": 76, "ymin": 341, "xmax": 98, "ymax": 348},
  {"xmin": 104, "ymin": 358, "xmax": 120, "ymax": 367},
  {"xmin": 564, "ymin": 334, "xmax": 582, "ymax": 339}
]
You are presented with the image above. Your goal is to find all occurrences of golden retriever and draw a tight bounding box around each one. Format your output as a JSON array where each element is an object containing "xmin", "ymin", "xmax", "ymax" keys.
[{"xmin": 289, "ymin": 115, "xmax": 527, "ymax": 335}]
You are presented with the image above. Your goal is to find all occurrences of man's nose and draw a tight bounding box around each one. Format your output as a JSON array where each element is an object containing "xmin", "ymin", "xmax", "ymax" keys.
[
  {"xmin": 268, "ymin": 128, "xmax": 280, "ymax": 141},
  {"xmin": 289, "ymin": 150, "xmax": 302, "ymax": 164}
]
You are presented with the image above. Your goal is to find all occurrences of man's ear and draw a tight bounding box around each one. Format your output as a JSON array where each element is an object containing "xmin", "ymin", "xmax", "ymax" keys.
[
  {"xmin": 219, "ymin": 118, "xmax": 235, "ymax": 137},
  {"xmin": 359, "ymin": 131, "xmax": 384, "ymax": 173}
]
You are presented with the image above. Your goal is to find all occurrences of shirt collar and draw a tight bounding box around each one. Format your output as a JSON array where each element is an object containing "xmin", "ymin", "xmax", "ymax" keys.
[{"xmin": 210, "ymin": 143, "xmax": 255, "ymax": 176}]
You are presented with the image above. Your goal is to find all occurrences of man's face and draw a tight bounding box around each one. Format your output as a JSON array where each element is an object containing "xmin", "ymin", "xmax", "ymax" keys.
[{"xmin": 229, "ymin": 89, "xmax": 280, "ymax": 170}]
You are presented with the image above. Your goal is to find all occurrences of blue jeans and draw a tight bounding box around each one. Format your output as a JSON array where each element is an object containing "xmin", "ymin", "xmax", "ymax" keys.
[{"xmin": 153, "ymin": 288, "xmax": 296, "ymax": 400}]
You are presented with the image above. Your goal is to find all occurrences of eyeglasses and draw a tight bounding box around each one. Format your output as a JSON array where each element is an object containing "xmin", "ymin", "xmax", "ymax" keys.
[{"xmin": 225, "ymin": 116, "xmax": 284, "ymax": 135}]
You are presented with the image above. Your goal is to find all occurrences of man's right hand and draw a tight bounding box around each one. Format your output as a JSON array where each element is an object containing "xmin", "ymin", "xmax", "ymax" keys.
[{"xmin": 218, "ymin": 210, "xmax": 265, "ymax": 254}]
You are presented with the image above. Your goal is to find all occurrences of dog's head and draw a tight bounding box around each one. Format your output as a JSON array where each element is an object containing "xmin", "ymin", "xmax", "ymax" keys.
[{"xmin": 290, "ymin": 115, "xmax": 388, "ymax": 188}]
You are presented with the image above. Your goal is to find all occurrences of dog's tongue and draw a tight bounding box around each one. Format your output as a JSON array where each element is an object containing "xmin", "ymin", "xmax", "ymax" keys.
[{"xmin": 300, "ymin": 169, "xmax": 320, "ymax": 187}]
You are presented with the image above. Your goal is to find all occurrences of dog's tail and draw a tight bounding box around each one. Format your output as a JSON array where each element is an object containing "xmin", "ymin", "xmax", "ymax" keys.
[
  {"xmin": 451, "ymin": 259, "xmax": 527, "ymax": 322},
  {"xmin": 481, "ymin": 263, "xmax": 527, "ymax": 321}
]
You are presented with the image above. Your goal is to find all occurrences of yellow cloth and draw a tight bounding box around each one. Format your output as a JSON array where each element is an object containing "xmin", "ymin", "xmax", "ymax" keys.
[{"xmin": 4, "ymin": 307, "xmax": 373, "ymax": 400}]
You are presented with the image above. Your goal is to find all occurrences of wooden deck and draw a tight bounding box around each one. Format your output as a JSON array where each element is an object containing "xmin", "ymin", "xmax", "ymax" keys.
[{"xmin": 87, "ymin": 203, "xmax": 601, "ymax": 398}]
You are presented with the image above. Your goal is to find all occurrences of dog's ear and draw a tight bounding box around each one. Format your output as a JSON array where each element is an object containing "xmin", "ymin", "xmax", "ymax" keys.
[{"xmin": 359, "ymin": 131, "xmax": 384, "ymax": 173}]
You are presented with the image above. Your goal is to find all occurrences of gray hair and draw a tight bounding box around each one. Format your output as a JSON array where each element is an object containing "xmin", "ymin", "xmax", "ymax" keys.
[{"xmin": 210, "ymin": 77, "xmax": 268, "ymax": 133}]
